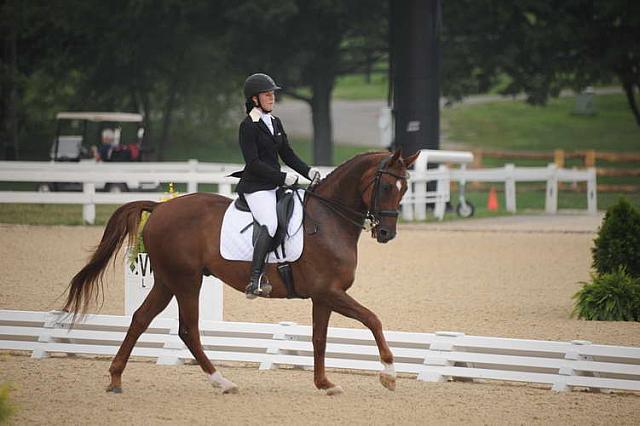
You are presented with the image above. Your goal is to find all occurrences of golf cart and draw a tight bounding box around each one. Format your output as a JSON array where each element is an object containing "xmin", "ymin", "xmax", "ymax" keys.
[{"xmin": 40, "ymin": 111, "xmax": 159, "ymax": 192}]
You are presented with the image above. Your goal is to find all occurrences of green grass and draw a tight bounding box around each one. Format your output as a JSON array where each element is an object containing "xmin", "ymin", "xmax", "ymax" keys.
[
  {"xmin": 0, "ymin": 204, "xmax": 121, "ymax": 226},
  {"xmin": 333, "ymin": 73, "xmax": 389, "ymax": 100},
  {"xmin": 0, "ymin": 383, "xmax": 14, "ymax": 424},
  {"xmin": 442, "ymin": 94, "xmax": 640, "ymax": 152}
]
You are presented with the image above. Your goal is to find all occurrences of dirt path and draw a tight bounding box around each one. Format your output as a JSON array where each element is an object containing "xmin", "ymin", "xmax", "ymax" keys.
[{"xmin": 1, "ymin": 219, "xmax": 639, "ymax": 425}]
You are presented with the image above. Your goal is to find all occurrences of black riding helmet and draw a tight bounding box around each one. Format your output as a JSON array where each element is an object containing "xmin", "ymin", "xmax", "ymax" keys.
[{"xmin": 243, "ymin": 73, "xmax": 282, "ymax": 99}]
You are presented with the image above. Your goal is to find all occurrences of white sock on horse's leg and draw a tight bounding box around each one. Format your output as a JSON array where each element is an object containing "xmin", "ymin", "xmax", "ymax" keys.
[
  {"xmin": 382, "ymin": 362, "xmax": 396, "ymax": 378},
  {"xmin": 208, "ymin": 371, "xmax": 239, "ymax": 394}
]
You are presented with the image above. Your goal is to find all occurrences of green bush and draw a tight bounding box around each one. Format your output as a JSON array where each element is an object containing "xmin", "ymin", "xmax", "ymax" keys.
[
  {"xmin": 573, "ymin": 268, "xmax": 640, "ymax": 321},
  {"xmin": 0, "ymin": 383, "xmax": 14, "ymax": 424},
  {"xmin": 592, "ymin": 198, "xmax": 640, "ymax": 278}
]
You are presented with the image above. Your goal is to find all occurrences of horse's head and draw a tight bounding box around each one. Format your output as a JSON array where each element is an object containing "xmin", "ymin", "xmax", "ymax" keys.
[{"xmin": 360, "ymin": 149, "xmax": 419, "ymax": 243}]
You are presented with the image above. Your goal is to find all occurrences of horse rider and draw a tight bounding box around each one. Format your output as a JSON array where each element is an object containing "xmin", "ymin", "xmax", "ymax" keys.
[{"xmin": 236, "ymin": 73, "xmax": 321, "ymax": 299}]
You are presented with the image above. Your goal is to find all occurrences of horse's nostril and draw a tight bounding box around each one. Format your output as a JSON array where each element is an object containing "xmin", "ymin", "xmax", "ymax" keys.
[{"xmin": 379, "ymin": 228, "xmax": 388, "ymax": 236}]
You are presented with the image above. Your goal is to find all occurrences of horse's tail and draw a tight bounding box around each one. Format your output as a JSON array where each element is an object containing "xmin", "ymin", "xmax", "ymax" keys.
[{"xmin": 62, "ymin": 200, "xmax": 158, "ymax": 318}]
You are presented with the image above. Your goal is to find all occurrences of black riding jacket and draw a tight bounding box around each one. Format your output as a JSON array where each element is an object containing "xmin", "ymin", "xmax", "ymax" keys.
[{"xmin": 234, "ymin": 108, "xmax": 311, "ymax": 194}]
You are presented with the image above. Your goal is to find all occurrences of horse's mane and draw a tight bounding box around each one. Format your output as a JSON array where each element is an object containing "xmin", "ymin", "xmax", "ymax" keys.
[{"xmin": 316, "ymin": 151, "xmax": 388, "ymax": 189}]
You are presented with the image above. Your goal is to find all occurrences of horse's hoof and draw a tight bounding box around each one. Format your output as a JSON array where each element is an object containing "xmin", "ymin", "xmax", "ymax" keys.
[
  {"xmin": 325, "ymin": 385, "xmax": 344, "ymax": 396},
  {"xmin": 379, "ymin": 373, "xmax": 396, "ymax": 391},
  {"xmin": 222, "ymin": 384, "xmax": 239, "ymax": 394},
  {"xmin": 106, "ymin": 385, "xmax": 122, "ymax": 394}
]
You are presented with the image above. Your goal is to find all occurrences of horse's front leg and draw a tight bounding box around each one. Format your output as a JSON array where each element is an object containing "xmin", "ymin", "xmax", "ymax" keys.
[
  {"xmin": 311, "ymin": 300, "xmax": 343, "ymax": 395},
  {"xmin": 327, "ymin": 290, "xmax": 397, "ymax": 391}
]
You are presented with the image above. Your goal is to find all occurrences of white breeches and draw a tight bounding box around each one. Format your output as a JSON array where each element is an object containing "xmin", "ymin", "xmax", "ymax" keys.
[{"xmin": 244, "ymin": 189, "xmax": 277, "ymax": 237}]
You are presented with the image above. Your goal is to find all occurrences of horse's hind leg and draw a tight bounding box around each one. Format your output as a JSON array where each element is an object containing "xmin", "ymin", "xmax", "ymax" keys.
[
  {"xmin": 107, "ymin": 282, "xmax": 173, "ymax": 393},
  {"xmin": 175, "ymin": 286, "xmax": 238, "ymax": 394},
  {"xmin": 327, "ymin": 289, "xmax": 397, "ymax": 391}
]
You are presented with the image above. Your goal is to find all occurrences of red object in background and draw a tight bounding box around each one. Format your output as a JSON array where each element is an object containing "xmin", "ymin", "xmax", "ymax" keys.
[{"xmin": 487, "ymin": 186, "xmax": 499, "ymax": 210}]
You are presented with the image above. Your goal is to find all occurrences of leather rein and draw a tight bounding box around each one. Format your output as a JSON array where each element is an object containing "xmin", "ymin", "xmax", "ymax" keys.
[{"xmin": 298, "ymin": 156, "xmax": 408, "ymax": 236}]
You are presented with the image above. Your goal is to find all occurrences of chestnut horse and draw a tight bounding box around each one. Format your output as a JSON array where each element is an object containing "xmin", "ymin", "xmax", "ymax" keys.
[{"xmin": 63, "ymin": 149, "xmax": 418, "ymax": 395}]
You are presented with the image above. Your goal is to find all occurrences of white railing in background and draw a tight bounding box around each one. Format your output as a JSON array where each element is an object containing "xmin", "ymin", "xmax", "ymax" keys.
[{"xmin": 0, "ymin": 157, "xmax": 597, "ymax": 224}]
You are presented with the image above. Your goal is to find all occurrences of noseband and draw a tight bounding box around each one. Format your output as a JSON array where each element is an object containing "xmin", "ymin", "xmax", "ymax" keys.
[{"xmin": 302, "ymin": 155, "xmax": 408, "ymax": 237}]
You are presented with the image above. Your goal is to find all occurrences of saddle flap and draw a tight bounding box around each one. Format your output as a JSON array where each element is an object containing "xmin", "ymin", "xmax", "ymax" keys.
[{"xmin": 234, "ymin": 195, "xmax": 251, "ymax": 212}]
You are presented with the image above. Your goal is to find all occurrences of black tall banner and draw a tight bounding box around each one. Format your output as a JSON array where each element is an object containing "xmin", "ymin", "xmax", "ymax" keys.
[{"xmin": 390, "ymin": 0, "xmax": 440, "ymax": 155}]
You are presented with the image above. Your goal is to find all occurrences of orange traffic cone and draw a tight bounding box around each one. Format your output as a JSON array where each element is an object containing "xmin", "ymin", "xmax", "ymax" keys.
[{"xmin": 487, "ymin": 186, "xmax": 499, "ymax": 211}]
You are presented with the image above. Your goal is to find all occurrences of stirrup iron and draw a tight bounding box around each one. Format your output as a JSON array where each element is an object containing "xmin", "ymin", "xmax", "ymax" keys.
[{"xmin": 245, "ymin": 274, "xmax": 271, "ymax": 299}]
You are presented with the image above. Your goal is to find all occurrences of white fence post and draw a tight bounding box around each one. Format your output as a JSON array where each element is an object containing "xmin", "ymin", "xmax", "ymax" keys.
[
  {"xmin": 414, "ymin": 183, "xmax": 427, "ymax": 221},
  {"xmin": 218, "ymin": 183, "xmax": 232, "ymax": 197},
  {"xmin": 419, "ymin": 331, "xmax": 466, "ymax": 382},
  {"xmin": 82, "ymin": 183, "xmax": 96, "ymax": 224},
  {"xmin": 505, "ymin": 164, "xmax": 517, "ymax": 213},
  {"xmin": 587, "ymin": 168, "xmax": 598, "ymax": 214},
  {"xmin": 31, "ymin": 311, "xmax": 61, "ymax": 359},
  {"xmin": 413, "ymin": 153, "xmax": 428, "ymax": 221},
  {"xmin": 260, "ymin": 321, "xmax": 297, "ymax": 370},
  {"xmin": 187, "ymin": 159, "xmax": 198, "ymax": 193},
  {"xmin": 545, "ymin": 164, "xmax": 558, "ymax": 214},
  {"xmin": 401, "ymin": 180, "xmax": 415, "ymax": 222},
  {"xmin": 552, "ymin": 340, "xmax": 604, "ymax": 393},
  {"xmin": 156, "ymin": 321, "xmax": 185, "ymax": 366},
  {"xmin": 433, "ymin": 165, "xmax": 449, "ymax": 221}
]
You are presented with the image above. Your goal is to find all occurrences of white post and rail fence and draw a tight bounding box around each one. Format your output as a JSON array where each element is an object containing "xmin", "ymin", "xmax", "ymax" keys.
[{"xmin": 0, "ymin": 150, "xmax": 597, "ymax": 224}]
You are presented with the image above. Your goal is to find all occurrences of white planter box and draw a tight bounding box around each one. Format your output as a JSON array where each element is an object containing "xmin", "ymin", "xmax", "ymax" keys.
[{"xmin": 125, "ymin": 252, "xmax": 223, "ymax": 321}]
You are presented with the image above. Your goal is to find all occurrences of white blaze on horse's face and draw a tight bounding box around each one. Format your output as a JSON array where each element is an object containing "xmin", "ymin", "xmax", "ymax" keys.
[{"xmin": 396, "ymin": 180, "xmax": 402, "ymax": 191}]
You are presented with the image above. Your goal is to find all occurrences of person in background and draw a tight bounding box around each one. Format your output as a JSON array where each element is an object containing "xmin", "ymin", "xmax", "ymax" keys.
[{"xmin": 92, "ymin": 128, "xmax": 116, "ymax": 161}]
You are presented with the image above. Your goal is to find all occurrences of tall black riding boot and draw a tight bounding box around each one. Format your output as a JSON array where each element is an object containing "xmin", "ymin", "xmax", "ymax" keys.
[{"xmin": 245, "ymin": 225, "xmax": 274, "ymax": 299}]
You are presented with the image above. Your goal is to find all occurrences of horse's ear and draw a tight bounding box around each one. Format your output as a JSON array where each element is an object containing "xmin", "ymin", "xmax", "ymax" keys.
[
  {"xmin": 389, "ymin": 148, "xmax": 402, "ymax": 165},
  {"xmin": 403, "ymin": 151, "xmax": 420, "ymax": 168}
]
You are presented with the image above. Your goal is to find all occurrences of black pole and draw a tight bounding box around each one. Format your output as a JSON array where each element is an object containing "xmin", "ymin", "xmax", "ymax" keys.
[{"xmin": 390, "ymin": 0, "xmax": 441, "ymax": 155}]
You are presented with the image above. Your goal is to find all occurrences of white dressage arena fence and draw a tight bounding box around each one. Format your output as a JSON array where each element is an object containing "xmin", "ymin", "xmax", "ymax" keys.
[
  {"xmin": 0, "ymin": 249, "xmax": 637, "ymax": 393},
  {"xmin": 0, "ymin": 154, "xmax": 597, "ymax": 223},
  {"xmin": 0, "ymin": 309, "xmax": 638, "ymax": 393}
]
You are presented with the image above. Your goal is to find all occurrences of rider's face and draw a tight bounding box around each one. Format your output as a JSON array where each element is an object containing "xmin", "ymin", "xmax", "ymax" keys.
[{"xmin": 254, "ymin": 91, "xmax": 275, "ymax": 112}]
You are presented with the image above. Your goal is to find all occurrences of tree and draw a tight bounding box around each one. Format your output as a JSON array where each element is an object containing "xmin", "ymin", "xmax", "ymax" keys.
[
  {"xmin": 440, "ymin": 0, "xmax": 640, "ymax": 127},
  {"xmin": 59, "ymin": 0, "xmax": 235, "ymax": 159},
  {"xmin": 0, "ymin": 0, "xmax": 237, "ymax": 160},
  {"xmin": 224, "ymin": 0, "xmax": 388, "ymax": 165},
  {"xmin": 0, "ymin": 0, "xmax": 68, "ymax": 159},
  {"xmin": 584, "ymin": 0, "xmax": 640, "ymax": 126}
]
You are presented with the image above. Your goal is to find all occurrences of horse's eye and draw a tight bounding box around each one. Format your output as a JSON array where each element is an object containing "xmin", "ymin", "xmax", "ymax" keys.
[{"xmin": 383, "ymin": 183, "xmax": 392, "ymax": 191}]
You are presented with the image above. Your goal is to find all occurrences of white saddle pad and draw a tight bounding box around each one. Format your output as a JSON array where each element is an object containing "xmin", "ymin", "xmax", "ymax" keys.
[{"xmin": 220, "ymin": 189, "xmax": 305, "ymax": 263}]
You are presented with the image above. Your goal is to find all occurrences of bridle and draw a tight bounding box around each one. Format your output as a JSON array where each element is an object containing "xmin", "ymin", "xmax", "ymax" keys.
[
  {"xmin": 300, "ymin": 155, "xmax": 409, "ymax": 237},
  {"xmin": 361, "ymin": 155, "xmax": 409, "ymax": 231}
]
